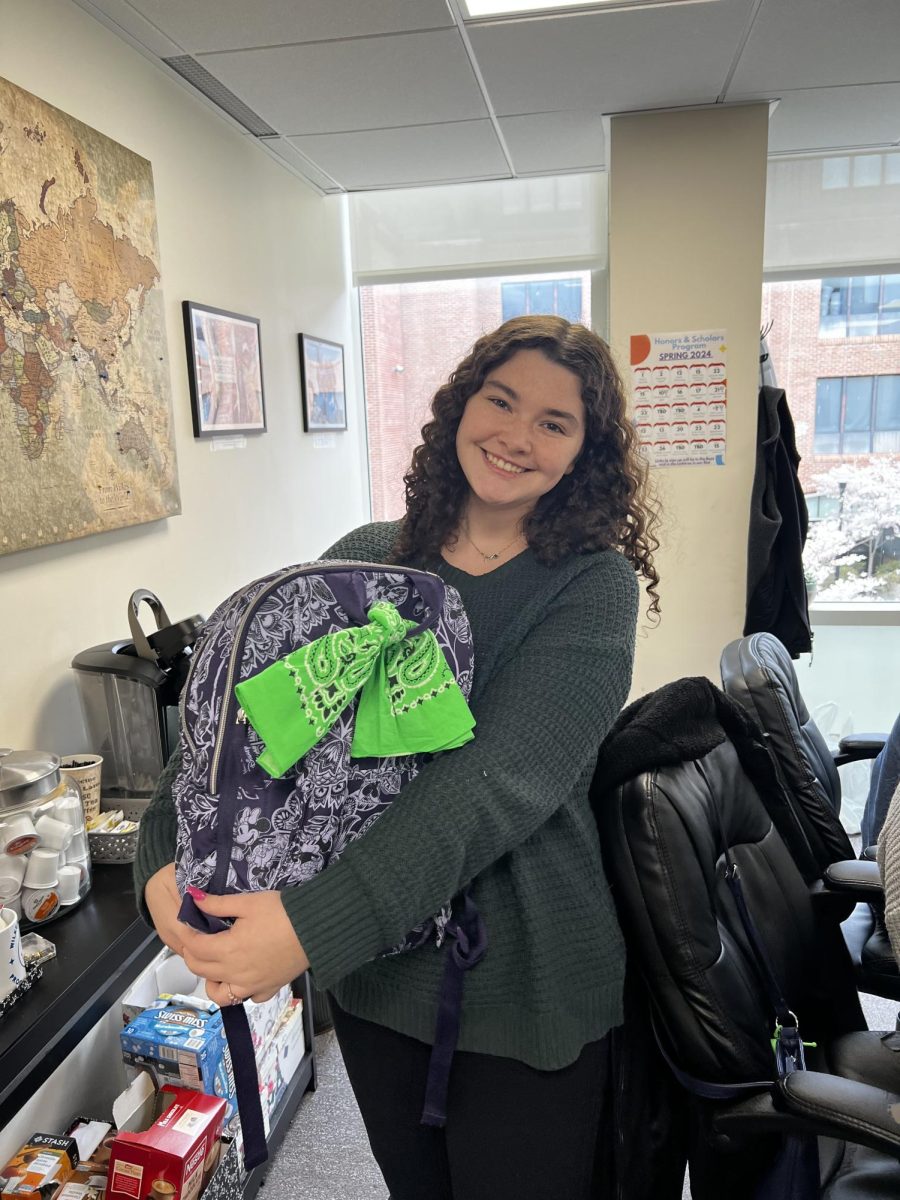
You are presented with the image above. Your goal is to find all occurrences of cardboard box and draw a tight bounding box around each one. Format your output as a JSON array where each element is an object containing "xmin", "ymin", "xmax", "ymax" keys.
[
  {"xmin": 120, "ymin": 1001, "xmax": 236, "ymax": 1122},
  {"xmin": 255, "ymin": 1000, "xmax": 305, "ymax": 1127},
  {"xmin": 1, "ymin": 1135, "xmax": 79, "ymax": 1200},
  {"xmin": 121, "ymin": 952, "xmax": 291, "ymax": 1061},
  {"xmin": 105, "ymin": 1087, "xmax": 225, "ymax": 1200},
  {"xmin": 244, "ymin": 987, "xmax": 293, "ymax": 1055},
  {"xmin": 50, "ymin": 1162, "xmax": 108, "ymax": 1200},
  {"xmin": 120, "ymin": 955, "xmax": 203, "ymax": 1027}
]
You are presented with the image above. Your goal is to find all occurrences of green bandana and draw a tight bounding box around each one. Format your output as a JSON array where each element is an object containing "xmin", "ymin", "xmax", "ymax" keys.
[{"xmin": 234, "ymin": 601, "xmax": 476, "ymax": 778}]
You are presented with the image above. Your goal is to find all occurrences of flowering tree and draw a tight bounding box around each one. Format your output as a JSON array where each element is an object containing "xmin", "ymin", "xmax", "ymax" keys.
[{"xmin": 804, "ymin": 459, "xmax": 900, "ymax": 600}]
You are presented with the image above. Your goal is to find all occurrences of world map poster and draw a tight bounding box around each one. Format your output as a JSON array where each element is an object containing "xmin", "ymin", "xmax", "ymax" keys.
[{"xmin": 0, "ymin": 76, "xmax": 180, "ymax": 556}]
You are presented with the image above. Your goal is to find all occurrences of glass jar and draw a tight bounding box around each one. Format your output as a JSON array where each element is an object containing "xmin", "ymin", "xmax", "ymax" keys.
[{"xmin": 0, "ymin": 750, "xmax": 92, "ymax": 927}]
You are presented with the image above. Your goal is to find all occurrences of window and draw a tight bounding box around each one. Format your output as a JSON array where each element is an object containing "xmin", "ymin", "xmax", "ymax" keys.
[
  {"xmin": 815, "ymin": 376, "xmax": 900, "ymax": 454},
  {"xmin": 819, "ymin": 153, "xmax": 900, "ymax": 191},
  {"xmin": 805, "ymin": 494, "xmax": 841, "ymax": 521},
  {"xmin": 501, "ymin": 278, "xmax": 583, "ymax": 322},
  {"xmin": 820, "ymin": 274, "xmax": 900, "ymax": 337}
]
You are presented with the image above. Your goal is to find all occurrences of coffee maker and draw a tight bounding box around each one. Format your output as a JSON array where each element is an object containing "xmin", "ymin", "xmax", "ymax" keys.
[{"xmin": 71, "ymin": 590, "xmax": 203, "ymax": 798}]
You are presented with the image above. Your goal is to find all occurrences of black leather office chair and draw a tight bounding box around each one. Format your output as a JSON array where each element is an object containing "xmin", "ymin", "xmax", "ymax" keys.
[
  {"xmin": 720, "ymin": 633, "xmax": 897, "ymax": 1001},
  {"xmin": 720, "ymin": 633, "xmax": 884, "ymax": 821},
  {"xmin": 596, "ymin": 732, "xmax": 900, "ymax": 1200}
]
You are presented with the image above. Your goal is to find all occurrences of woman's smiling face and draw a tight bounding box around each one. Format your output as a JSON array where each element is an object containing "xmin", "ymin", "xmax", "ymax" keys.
[{"xmin": 455, "ymin": 348, "xmax": 586, "ymax": 519}]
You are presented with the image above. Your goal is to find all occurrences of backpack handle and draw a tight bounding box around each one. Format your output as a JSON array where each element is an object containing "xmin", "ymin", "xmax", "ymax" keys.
[
  {"xmin": 346, "ymin": 570, "xmax": 445, "ymax": 638},
  {"xmin": 128, "ymin": 588, "xmax": 173, "ymax": 663}
]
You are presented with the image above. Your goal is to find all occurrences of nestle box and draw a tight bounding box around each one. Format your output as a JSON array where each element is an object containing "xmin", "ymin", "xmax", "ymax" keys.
[
  {"xmin": 106, "ymin": 1087, "xmax": 225, "ymax": 1200},
  {"xmin": 1, "ymin": 1135, "xmax": 79, "ymax": 1200},
  {"xmin": 120, "ymin": 1000, "xmax": 236, "ymax": 1122}
]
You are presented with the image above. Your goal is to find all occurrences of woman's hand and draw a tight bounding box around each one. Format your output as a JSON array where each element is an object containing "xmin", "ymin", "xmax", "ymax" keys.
[
  {"xmin": 144, "ymin": 863, "xmax": 185, "ymax": 956},
  {"xmin": 179, "ymin": 890, "xmax": 310, "ymax": 1005}
]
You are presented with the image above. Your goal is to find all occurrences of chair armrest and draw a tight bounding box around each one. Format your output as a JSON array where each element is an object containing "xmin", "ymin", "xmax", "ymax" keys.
[
  {"xmin": 834, "ymin": 732, "xmax": 886, "ymax": 767},
  {"xmin": 774, "ymin": 1071, "xmax": 900, "ymax": 1157},
  {"xmin": 861, "ymin": 844, "xmax": 878, "ymax": 863},
  {"xmin": 824, "ymin": 859, "xmax": 884, "ymax": 901}
]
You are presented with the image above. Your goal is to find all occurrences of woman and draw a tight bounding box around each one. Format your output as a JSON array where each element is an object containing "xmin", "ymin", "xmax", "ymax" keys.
[{"xmin": 137, "ymin": 315, "xmax": 659, "ymax": 1200}]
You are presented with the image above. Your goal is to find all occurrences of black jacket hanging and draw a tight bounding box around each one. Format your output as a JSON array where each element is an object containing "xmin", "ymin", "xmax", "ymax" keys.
[{"xmin": 744, "ymin": 385, "xmax": 812, "ymax": 657}]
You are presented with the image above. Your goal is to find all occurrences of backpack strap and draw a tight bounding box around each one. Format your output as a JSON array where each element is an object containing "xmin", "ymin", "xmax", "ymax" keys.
[
  {"xmin": 420, "ymin": 889, "xmax": 488, "ymax": 1127},
  {"xmin": 220, "ymin": 1002, "xmax": 269, "ymax": 1169}
]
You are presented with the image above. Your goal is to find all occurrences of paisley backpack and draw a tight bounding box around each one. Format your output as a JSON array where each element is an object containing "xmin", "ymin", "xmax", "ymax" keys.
[{"xmin": 171, "ymin": 560, "xmax": 480, "ymax": 1164}]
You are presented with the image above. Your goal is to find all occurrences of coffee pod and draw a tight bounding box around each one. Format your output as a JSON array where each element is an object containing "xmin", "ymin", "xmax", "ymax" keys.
[
  {"xmin": 66, "ymin": 853, "xmax": 91, "ymax": 884},
  {"xmin": 0, "ymin": 813, "xmax": 41, "ymax": 856},
  {"xmin": 67, "ymin": 829, "xmax": 90, "ymax": 859},
  {"xmin": 21, "ymin": 886, "xmax": 61, "ymax": 923},
  {"xmin": 1, "ymin": 894, "xmax": 22, "ymax": 920},
  {"xmin": 0, "ymin": 852, "xmax": 27, "ymax": 894},
  {"xmin": 34, "ymin": 814, "xmax": 74, "ymax": 853},
  {"xmin": 53, "ymin": 794, "xmax": 86, "ymax": 830},
  {"xmin": 23, "ymin": 848, "xmax": 60, "ymax": 889},
  {"xmin": 58, "ymin": 864, "xmax": 82, "ymax": 905}
]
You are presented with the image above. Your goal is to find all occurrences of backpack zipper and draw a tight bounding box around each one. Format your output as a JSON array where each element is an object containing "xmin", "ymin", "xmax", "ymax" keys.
[{"xmin": 178, "ymin": 564, "xmax": 298, "ymax": 759}]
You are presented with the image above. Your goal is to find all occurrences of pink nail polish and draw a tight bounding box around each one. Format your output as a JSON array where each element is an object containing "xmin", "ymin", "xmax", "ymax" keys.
[{"xmin": 187, "ymin": 885, "xmax": 207, "ymax": 901}]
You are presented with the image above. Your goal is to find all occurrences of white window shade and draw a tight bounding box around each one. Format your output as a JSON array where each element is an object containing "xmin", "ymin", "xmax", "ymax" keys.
[
  {"xmin": 764, "ymin": 152, "xmax": 900, "ymax": 278},
  {"xmin": 349, "ymin": 173, "xmax": 606, "ymax": 285}
]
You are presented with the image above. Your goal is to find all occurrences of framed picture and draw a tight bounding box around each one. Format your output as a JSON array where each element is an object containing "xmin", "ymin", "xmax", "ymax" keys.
[
  {"xmin": 299, "ymin": 334, "xmax": 347, "ymax": 432},
  {"xmin": 183, "ymin": 301, "xmax": 266, "ymax": 437}
]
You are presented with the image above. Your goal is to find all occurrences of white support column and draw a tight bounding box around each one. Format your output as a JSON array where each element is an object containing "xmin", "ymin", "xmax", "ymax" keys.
[{"xmin": 608, "ymin": 104, "xmax": 770, "ymax": 693}]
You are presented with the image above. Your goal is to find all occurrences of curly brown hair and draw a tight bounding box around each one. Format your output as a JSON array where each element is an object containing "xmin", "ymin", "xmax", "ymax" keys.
[{"xmin": 392, "ymin": 315, "xmax": 660, "ymax": 616}]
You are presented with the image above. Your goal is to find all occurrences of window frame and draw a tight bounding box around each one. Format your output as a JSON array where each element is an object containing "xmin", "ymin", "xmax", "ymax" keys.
[
  {"xmin": 819, "ymin": 273, "xmax": 900, "ymax": 338},
  {"xmin": 814, "ymin": 374, "xmax": 900, "ymax": 454},
  {"xmin": 500, "ymin": 276, "xmax": 584, "ymax": 322}
]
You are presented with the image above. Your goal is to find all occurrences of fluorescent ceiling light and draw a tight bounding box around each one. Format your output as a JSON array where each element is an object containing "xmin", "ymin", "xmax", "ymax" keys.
[{"xmin": 462, "ymin": 0, "xmax": 710, "ymax": 16}]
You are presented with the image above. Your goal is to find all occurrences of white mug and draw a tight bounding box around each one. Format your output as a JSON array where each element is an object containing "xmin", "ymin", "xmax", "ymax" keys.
[{"xmin": 0, "ymin": 906, "xmax": 26, "ymax": 1001}]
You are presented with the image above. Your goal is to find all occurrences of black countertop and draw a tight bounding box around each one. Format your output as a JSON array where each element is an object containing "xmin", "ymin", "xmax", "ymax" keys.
[{"xmin": 0, "ymin": 864, "xmax": 160, "ymax": 1126}]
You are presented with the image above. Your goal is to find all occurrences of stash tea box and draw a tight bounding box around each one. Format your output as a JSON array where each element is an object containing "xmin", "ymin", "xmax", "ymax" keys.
[
  {"xmin": 1, "ymin": 1134, "xmax": 79, "ymax": 1200},
  {"xmin": 105, "ymin": 1087, "xmax": 225, "ymax": 1200},
  {"xmin": 120, "ymin": 1001, "xmax": 236, "ymax": 1121}
]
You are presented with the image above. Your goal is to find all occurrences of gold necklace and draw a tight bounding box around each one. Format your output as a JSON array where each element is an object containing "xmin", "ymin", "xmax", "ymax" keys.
[{"xmin": 461, "ymin": 523, "xmax": 524, "ymax": 562}]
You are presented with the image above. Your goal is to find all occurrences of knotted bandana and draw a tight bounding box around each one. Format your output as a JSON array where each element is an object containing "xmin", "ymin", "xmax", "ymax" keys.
[{"xmin": 234, "ymin": 601, "xmax": 475, "ymax": 778}]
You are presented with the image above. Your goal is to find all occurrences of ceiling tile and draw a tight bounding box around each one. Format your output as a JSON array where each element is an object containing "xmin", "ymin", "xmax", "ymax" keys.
[
  {"xmin": 760, "ymin": 85, "xmax": 900, "ymax": 154},
  {"xmin": 258, "ymin": 138, "xmax": 342, "ymax": 191},
  {"xmin": 126, "ymin": 0, "xmax": 454, "ymax": 53},
  {"xmin": 288, "ymin": 121, "xmax": 509, "ymax": 189},
  {"xmin": 197, "ymin": 29, "xmax": 486, "ymax": 135},
  {"xmin": 69, "ymin": 0, "xmax": 184, "ymax": 56},
  {"xmin": 499, "ymin": 111, "xmax": 605, "ymax": 173},
  {"xmin": 468, "ymin": 0, "xmax": 757, "ymax": 115},
  {"xmin": 729, "ymin": 0, "xmax": 900, "ymax": 94}
]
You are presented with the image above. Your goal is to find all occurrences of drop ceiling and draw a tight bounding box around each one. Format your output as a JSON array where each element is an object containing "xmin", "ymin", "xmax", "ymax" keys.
[{"xmin": 72, "ymin": 0, "xmax": 900, "ymax": 193}]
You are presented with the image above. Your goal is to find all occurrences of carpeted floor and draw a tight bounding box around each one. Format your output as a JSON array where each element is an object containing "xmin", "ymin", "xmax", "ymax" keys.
[
  {"xmin": 261, "ymin": 1028, "xmax": 388, "ymax": 1200},
  {"xmin": 258, "ymin": 989, "xmax": 898, "ymax": 1200}
]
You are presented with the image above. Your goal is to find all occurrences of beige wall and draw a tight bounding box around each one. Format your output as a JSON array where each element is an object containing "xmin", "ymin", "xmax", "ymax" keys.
[
  {"xmin": 608, "ymin": 105, "xmax": 769, "ymax": 694},
  {"xmin": 0, "ymin": 0, "xmax": 369, "ymax": 751}
]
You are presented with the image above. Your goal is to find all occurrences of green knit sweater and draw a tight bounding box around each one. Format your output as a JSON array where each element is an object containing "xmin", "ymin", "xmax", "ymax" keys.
[{"xmin": 134, "ymin": 521, "xmax": 638, "ymax": 1069}]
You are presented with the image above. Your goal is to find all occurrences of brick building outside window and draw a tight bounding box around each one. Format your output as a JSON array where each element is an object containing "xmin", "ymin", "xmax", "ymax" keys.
[{"xmin": 762, "ymin": 277, "xmax": 900, "ymax": 600}]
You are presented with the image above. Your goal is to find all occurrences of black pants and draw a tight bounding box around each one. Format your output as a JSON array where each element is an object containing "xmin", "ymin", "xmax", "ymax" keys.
[{"xmin": 330, "ymin": 999, "xmax": 611, "ymax": 1200}]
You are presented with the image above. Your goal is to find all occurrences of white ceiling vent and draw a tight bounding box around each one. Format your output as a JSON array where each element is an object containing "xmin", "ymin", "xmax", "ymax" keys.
[{"xmin": 162, "ymin": 56, "xmax": 278, "ymax": 137}]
